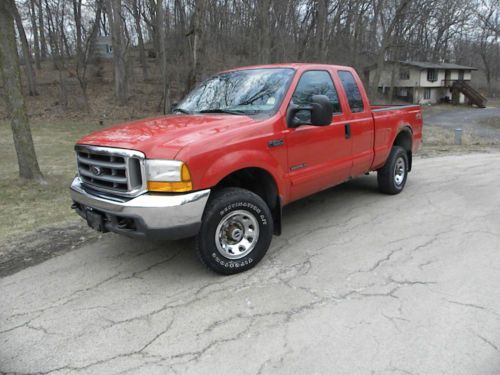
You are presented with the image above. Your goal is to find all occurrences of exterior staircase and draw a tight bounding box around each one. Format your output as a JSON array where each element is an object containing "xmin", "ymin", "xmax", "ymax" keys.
[{"xmin": 452, "ymin": 80, "xmax": 487, "ymax": 108}]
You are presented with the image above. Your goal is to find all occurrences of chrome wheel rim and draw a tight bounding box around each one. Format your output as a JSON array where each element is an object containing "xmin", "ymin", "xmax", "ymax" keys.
[
  {"xmin": 394, "ymin": 157, "xmax": 406, "ymax": 186},
  {"xmin": 215, "ymin": 210, "xmax": 260, "ymax": 260}
]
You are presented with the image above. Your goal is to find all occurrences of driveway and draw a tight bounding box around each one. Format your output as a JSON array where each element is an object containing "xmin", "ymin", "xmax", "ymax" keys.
[
  {"xmin": 1, "ymin": 153, "xmax": 500, "ymax": 375},
  {"xmin": 424, "ymin": 105, "xmax": 500, "ymax": 139}
]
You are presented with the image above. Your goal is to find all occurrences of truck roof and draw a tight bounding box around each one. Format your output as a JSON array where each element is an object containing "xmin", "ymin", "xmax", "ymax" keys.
[{"xmin": 222, "ymin": 63, "xmax": 355, "ymax": 73}]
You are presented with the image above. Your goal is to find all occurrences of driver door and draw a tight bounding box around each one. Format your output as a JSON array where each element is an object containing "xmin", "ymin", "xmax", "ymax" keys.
[{"xmin": 285, "ymin": 70, "xmax": 352, "ymax": 202}]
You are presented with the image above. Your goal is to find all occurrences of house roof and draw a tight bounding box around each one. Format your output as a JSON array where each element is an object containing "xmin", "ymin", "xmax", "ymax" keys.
[
  {"xmin": 399, "ymin": 61, "xmax": 477, "ymax": 70},
  {"xmin": 365, "ymin": 61, "xmax": 477, "ymax": 71}
]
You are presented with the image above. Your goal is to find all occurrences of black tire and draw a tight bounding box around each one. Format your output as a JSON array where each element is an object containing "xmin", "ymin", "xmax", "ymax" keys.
[
  {"xmin": 377, "ymin": 146, "xmax": 409, "ymax": 195},
  {"xmin": 196, "ymin": 187, "xmax": 273, "ymax": 275}
]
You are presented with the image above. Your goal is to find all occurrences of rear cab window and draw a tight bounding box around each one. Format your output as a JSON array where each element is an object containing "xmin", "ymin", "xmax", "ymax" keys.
[
  {"xmin": 338, "ymin": 70, "xmax": 364, "ymax": 113},
  {"xmin": 290, "ymin": 70, "xmax": 342, "ymax": 123}
]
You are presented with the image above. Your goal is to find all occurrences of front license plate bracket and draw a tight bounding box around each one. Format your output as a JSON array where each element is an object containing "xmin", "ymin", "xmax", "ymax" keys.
[{"xmin": 86, "ymin": 209, "xmax": 105, "ymax": 232}]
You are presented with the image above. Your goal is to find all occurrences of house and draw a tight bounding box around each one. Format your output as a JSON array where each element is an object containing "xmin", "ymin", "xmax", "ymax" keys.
[
  {"xmin": 93, "ymin": 35, "xmax": 113, "ymax": 60},
  {"xmin": 366, "ymin": 61, "xmax": 486, "ymax": 107}
]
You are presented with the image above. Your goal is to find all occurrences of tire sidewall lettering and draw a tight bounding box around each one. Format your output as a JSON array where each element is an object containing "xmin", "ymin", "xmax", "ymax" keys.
[
  {"xmin": 211, "ymin": 252, "xmax": 253, "ymax": 268},
  {"xmin": 219, "ymin": 201, "xmax": 267, "ymax": 226}
]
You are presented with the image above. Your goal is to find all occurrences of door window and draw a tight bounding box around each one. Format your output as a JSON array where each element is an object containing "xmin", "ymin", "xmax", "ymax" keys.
[
  {"xmin": 338, "ymin": 71, "xmax": 364, "ymax": 113},
  {"xmin": 291, "ymin": 70, "xmax": 341, "ymax": 124}
]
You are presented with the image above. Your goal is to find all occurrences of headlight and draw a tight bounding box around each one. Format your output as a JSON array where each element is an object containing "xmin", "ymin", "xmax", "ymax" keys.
[{"xmin": 145, "ymin": 160, "xmax": 192, "ymax": 192}]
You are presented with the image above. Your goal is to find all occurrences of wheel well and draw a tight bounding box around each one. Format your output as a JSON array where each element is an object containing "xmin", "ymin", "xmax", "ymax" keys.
[
  {"xmin": 394, "ymin": 128, "xmax": 413, "ymax": 171},
  {"xmin": 215, "ymin": 168, "xmax": 282, "ymax": 235}
]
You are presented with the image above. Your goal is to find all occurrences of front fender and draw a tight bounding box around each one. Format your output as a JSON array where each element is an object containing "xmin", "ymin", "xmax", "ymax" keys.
[{"xmin": 198, "ymin": 149, "xmax": 288, "ymax": 198}]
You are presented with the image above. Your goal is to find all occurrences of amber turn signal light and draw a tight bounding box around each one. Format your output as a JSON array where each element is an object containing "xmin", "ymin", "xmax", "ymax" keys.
[
  {"xmin": 147, "ymin": 162, "xmax": 193, "ymax": 192},
  {"xmin": 147, "ymin": 181, "xmax": 193, "ymax": 192}
]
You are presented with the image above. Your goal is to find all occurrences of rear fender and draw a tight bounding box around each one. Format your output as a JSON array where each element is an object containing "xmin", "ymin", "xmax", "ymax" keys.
[{"xmin": 394, "ymin": 124, "xmax": 413, "ymax": 171}]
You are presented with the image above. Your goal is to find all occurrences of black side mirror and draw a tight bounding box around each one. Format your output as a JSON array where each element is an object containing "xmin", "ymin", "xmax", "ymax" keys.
[
  {"xmin": 286, "ymin": 95, "xmax": 333, "ymax": 128},
  {"xmin": 310, "ymin": 95, "xmax": 334, "ymax": 125}
]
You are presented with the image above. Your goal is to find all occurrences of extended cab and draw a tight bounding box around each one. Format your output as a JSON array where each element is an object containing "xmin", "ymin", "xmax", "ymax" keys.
[{"xmin": 70, "ymin": 64, "xmax": 422, "ymax": 274}]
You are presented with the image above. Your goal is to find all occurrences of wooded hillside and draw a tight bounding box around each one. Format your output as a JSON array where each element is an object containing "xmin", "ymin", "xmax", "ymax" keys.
[{"xmin": 2, "ymin": 0, "xmax": 499, "ymax": 118}]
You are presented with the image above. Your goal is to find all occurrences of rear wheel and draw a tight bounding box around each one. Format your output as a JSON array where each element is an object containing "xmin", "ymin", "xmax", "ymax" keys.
[
  {"xmin": 377, "ymin": 146, "xmax": 409, "ymax": 195},
  {"xmin": 196, "ymin": 187, "xmax": 273, "ymax": 275}
]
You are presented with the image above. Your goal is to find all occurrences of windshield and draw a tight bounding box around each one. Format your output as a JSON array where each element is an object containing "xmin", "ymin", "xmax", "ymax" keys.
[{"xmin": 176, "ymin": 68, "xmax": 295, "ymax": 115}]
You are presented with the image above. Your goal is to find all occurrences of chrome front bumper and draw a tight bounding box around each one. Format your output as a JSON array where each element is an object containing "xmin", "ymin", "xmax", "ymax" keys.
[{"xmin": 70, "ymin": 177, "xmax": 210, "ymax": 240}]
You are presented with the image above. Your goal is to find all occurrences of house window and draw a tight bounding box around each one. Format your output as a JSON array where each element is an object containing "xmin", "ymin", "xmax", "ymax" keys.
[
  {"xmin": 424, "ymin": 88, "xmax": 431, "ymax": 100},
  {"xmin": 399, "ymin": 70, "xmax": 410, "ymax": 80},
  {"xmin": 427, "ymin": 69, "xmax": 437, "ymax": 82}
]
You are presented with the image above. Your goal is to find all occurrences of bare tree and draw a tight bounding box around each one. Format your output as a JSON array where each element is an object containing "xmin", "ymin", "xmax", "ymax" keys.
[
  {"xmin": 128, "ymin": 0, "xmax": 149, "ymax": 80},
  {"xmin": 186, "ymin": 0, "xmax": 205, "ymax": 90},
  {"xmin": 370, "ymin": 0, "xmax": 414, "ymax": 95},
  {"xmin": 156, "ymin": 0, "xmax": 170, "ymax": 113},
  {"xmin": 44, "ymin": 0, "xmax": 69, "ymax": 109},
  {"xmin": 10, "ymin": 0, "xmax": 38, "ymax": 96},
  {"xmin": 72, "ymin": 0, "xmax": 102, "ymax": 111},
  {"xmin": 5, "ymin": 0, "xmax": 500, "ymax": 107},
  {"xmin": 29, "ymin": 0, "xmax": 41, "ymax": 69},
  {"xmin": 105, "ymin": 0, "xmax": 129, "ymax": 105},
  {"xmin": 0, "ymin": 0, "xmax": 44, "ymax": 183},
  {"xmin": 37, "ymin": 0, "xmax": 48, "ymax": 60},
  {"xmin": 476, "ymin": 0, "xmax": 499, "ymax": 95},
  {"xmin": 256, "ymin": 0, "xmax": 272, "ymax": 63}
]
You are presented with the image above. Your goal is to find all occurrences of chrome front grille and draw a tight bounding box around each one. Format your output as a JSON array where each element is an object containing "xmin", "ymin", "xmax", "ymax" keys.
[{"xmin": 75, "ymin": 145, "xmax": 146, "ymax": 196}]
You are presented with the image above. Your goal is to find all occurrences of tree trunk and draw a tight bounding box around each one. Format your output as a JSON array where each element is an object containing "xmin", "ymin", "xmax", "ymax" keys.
[
  {"xmin": 157, "ymin": 0, "xmax": 170, "ymax": 113},
  {"xmin": 74, "ymin": 0, "xmax": 102, "ymax": 112},
  {"xmin": 44, "ymin": 0, "xmax": 68, "ymax": 109},
  {"xmin": 29, "ymin": 0, "xmax": 41, "ymax": 69},
  {"xmin": 0, "ymin": 0, "xmax": 44, "ymax": 183},
  {"xmin": 37, "ymin": 0, "xmax": 47, "ymax": 59},
  {"xmin": 11, "ymin": 1, "xmax": 38, "ymax": 96},
  {"xmin": 106, "ymin": 0, "xmax": 129, "ymax": 105},
  {"xmin": 132, "ymin": 0, "xmax": 148, "ymax": 80},
  {"xmin": 256, "ymin": 0, "xmax": 271, "ymax": 63},
  {"xmin": 315, "ymin": 0, "xmax": 328, "ymax": 61},
  {"xmin": 72, "ymin": 0, "xmax": 83, "ymax": 60},
  {"xmin": 185, "ymin": 0, "xmax": 204, "ymax": 90}
]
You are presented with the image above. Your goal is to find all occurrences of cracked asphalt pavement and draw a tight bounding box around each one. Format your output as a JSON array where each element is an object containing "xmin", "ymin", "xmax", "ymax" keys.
[{"xmin": 1, "ymin": 153, "xmax": 500, "ymax": 375}]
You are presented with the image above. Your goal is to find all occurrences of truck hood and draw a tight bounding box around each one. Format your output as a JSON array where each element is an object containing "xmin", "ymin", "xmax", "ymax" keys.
[{"xmin": 77, "ymin": 114, "xmax": 261, "ymax": 159}]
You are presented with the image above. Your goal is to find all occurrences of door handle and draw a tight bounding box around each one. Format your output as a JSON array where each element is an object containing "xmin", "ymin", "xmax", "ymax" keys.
[{"xmin": 344, "ymin": 123, "xmax": 351, "ymax": 139}]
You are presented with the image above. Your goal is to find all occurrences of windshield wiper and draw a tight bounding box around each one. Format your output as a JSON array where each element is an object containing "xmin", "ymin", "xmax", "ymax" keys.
[
  {"xmin": 198, "ymin": 109, "xmax": 248, "ymax": 115},
  {"xmin": 172, "ymin": 108, "xmax": 191, "ymax": 114}
]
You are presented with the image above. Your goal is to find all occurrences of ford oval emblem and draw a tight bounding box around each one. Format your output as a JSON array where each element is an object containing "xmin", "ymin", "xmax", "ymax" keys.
[{"xmin": 90, "ymin": 165, "xmax": 102, "ymax": 176}]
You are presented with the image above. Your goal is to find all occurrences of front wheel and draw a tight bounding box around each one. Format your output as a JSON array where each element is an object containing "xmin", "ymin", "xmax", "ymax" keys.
[
  {"xmin": 196, "ymin": 187, "xmax": 273, "ymax": 275},
  {"xmin": 377, "ymin": 146, "xmax": 409, "ymax": 195}
]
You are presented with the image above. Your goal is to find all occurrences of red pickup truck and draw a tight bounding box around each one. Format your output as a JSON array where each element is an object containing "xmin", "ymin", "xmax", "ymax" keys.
[{"xmin": 71, "ymin": 63, "xmax": 422, "ymax": 274}]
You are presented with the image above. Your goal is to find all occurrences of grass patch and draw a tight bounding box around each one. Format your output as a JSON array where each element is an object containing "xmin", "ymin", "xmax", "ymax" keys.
[
  {"xmin": 423, "ymin": 126, "xmax": 500, "ymax": 146},
  {"xmin": 0, "ymin": 120, "xmax": 104, "ymax": 242},
  {"xmin": 420, "ymin": 126, "xmax": 500, "ymax": 157},
  {"xmin": 479, "ymin": 116, "xmax": 500, "ymax": 129}
]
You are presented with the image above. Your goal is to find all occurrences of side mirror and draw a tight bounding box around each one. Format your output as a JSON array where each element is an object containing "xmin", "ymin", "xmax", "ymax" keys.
[
  {"xmin": 286, "ymin": 95, "xmax": 333, "ymax": 128},
  {"xmin": 310, "ymin": 95, "xmax": 334, "ymax": 125}
]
